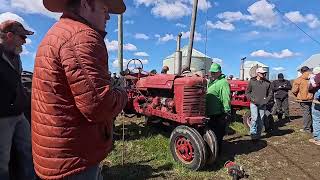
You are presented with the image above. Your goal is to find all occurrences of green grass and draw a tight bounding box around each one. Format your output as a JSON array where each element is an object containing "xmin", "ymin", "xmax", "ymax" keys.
[{"xmin": 102, "ymin": 118, "xmax": 248, "ymax": 179}]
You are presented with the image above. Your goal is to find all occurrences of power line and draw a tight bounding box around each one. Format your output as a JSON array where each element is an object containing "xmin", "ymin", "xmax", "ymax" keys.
[{"xmin": 266, "ymin": 0, "xmax": 320, "ymax": 47}]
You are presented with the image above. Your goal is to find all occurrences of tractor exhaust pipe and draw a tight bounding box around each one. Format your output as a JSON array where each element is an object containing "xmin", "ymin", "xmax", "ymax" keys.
[
  {"xmin": 186, "ymin": 0, "xmax": 199, "ymax": 71},
  {"xmin": 175, "ymin": 33, "xmax": 182, "ymax": 75},
  {"xmin": 240, "ymin": 57, "xmax": 246, "ymax": 81},
  {"xmin": 118, "ymin": 14, "xmax": 123, "ymax": 73}
]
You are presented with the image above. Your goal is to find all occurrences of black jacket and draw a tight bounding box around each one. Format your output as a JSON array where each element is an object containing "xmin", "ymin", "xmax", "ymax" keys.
[
  {"xmin": 0, "ymin": 46, "xmax": 28, "ymax": 117},
  {"xmin": 272, "ymin": 79, "xmax": 292, "ymax": 99},
  {"xmin": 246, "ymin": 77, "xmax": 273, "ymax": 106}
]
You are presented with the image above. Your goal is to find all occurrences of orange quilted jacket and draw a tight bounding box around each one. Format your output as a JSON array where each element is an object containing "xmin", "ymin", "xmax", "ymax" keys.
[{"xmin": 31, "ymin": 12, "xmax": 127, "ymax": 179}]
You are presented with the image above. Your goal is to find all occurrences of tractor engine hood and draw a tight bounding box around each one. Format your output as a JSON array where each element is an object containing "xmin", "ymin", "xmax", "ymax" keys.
[{"xmin": 136, "ymin": 74, "xmax": 176, "ymax": 90}]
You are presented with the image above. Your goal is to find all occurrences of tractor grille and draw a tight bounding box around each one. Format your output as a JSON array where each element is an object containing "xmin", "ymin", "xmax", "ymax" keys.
[{"xmin": 183, "ymin": 86, "xmax": 206, "ymax": 116}]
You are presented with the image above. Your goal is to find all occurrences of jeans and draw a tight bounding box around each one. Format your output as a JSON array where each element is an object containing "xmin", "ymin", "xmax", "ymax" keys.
[
  {"xmin": 314, "ymin": 89, "xmax": 320, "ymax": 101},
  {"xmin": 250, "ymin": 103, "xmax": 266, "ymax": 137},
  {"xmin": 312, "ymin": 103, "xmax": 320, "ymax": 141},
  {"xmin": 300, "ymin": 102, "xmax": 312, "ymax": 131},
  {"xmin": 0, "ymin": 114, "xmax": 35, "ymax": 180},
  {"xmin": 65, "ymin": 165, "xmax": 103, "ymax": 180}
]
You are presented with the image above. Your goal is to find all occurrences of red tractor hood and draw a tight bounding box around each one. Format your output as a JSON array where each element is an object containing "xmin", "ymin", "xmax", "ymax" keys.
[{"xmin": 136, "ymin": 74, "xmax": 176, "ymax": 90}]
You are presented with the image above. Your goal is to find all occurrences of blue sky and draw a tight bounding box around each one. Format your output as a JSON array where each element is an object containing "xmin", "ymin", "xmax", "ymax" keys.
[{"xmin": 1, "ymin": 0, "xmax": 320, "ymax": 80}]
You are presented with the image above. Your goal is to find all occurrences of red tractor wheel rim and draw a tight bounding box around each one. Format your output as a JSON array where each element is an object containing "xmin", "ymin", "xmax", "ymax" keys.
[{"xmin": 175, "ymin": 136, "xmax": 194, "ymax": 162}]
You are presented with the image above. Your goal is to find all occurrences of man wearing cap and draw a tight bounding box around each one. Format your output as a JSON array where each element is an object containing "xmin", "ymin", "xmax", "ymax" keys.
[
  {"xmin": 271, "ymin": 73, "xmax": 292, "ymax": 121},
  {"xmin": 246, "ymin": 67, "xmax": 273, "ymax": 140},
  {"xmin": 0, "ymin": 20, "xmax": 36, "ymax": 180},
  {"xmin": 292, "ymin": 66, "xmax": 313, "ymax": 133},
  {"xmin": 206, "ymin": 63, "xmax": 231, "ymax": 153},
  {"xmin": 32, "ymin": 0, "xmax": 127, "ymax": 179},
  {"xmin": 161, "ymin": 65, "xmax": 169, "ymax": 74}
]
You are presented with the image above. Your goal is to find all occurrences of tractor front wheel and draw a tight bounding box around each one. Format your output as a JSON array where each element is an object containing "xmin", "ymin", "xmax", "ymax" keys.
[
  {"xmin": 170, "ymin": 125, "xmax": 207, "ymax": 170},
  {"xmin": 203, "ymin": 128, "xmax": 218, "ymax": 165}
]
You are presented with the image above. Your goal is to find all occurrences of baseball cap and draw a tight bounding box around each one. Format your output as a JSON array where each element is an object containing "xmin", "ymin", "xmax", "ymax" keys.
[
  {"xmin": 0, "ymin": 20, "xmax": 34, "ymax": 36},
  {"xmin": 209, "ymin": 63, "xmax": 221, "ymax": 73},
  {"xmin": 278, "ymin": 73, "xmax": 284, "ymax": 79},
  {"xmin": 300, "ymin": 66, "xmax": 310, "ymax": 73},
  {"xmin": 256, "ymin": 67, "xmax": 267, "ymax": 74},
  {"xmin": 313, "ymin": 67, "xmax": 320, "ymax": 75}
]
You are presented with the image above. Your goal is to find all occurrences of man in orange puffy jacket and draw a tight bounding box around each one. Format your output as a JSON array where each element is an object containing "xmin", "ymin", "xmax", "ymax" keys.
[{"xmin": 32, "ymin": 0, "xmax": 127, "ymax": 179}]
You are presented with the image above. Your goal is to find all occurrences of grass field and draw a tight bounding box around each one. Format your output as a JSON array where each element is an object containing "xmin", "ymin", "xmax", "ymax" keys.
[{"xmin": 101, "ymin": 116, "xmax": 249, "ymax": 180}]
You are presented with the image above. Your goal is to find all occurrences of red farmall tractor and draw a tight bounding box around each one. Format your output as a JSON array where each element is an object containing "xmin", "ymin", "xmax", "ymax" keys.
[
  {"xmin": 228, "ymin": 80, "xmax": 251, "ymax": 128},
  {"xmin": 122, "ymin": 59, "xmax": 218, "ymax": 170}
]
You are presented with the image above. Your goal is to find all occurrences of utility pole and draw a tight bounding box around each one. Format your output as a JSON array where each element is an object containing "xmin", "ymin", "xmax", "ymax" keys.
[
  {"xmin": 118, "ymin": 14, "xmax": 123, "ymax": 73},
  {"xmin": 186, "ymin": 0, "xmax": 199, "ymax": 70}
]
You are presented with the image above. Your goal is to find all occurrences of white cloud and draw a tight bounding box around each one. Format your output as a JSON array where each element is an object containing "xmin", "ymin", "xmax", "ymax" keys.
[
  {"xmin": 247, "ymin": 0, "xmax": 278, "ymax": 28},
  {"xmin": 21, "ymin": 45, "xmax": 30, "ymax": 55},
  {"xmin": 176, "ymin": 23, "xmax": 187, "ymax": 28},
  {"xmin": 215, "ymin": 0, "xmax": 279, "ymax": 29},
  {"xmin": 206, "ymin": 20, "xmax": 235, "ymax": 31},
  {"xmin": 25, "ymin": 38, "xmax": 32, "ymax": 45},
  {"xmin": 134, "ymin": 52, "xmax": 149, "ymax": 57},
  {"xmin": 285, "ymin": 11, "xmax": 320, "ymax": 29},
  {"xmin": 4, "ymin": 0, "xmax": 61, "ymax": 20},
  {"xmin": 0, "ymin": 12, "xmax": 35, "ymax": 33},
  {"xmin": 151, "ymin": 1, "xmax": 191, "ymax": 20},
  {"xmin": 181, "ymin": 31, "xmax": 202, "ymax": 41},
  {"xmin": 134, "ymin": 0, "xmax": 212, "ymax": 20},
  {"xmin": 105, "ymin": 39, "xmax": 138, "ymax": 51},
  {"xmin": 250, "ymin": 49, "xmax": 299, "ymax": 59},
  {"xmin": 124, "ymin": 20, "xmax": 134, "ymax": 25},
  {"xmin": 217, "ymin": 11, "xmax": 252, "ymax": 23},
  {"xmin": 106, "ymin": 40, "xmax": 118, "ymax": 51},
  {"xmin": 155, "ymin": 33, "xmax": 175, "ymax": 42},
  {"xmin": 197, "ymin": 0, "xmax": 212, "ymax": 11},
  {"xmin": 124, "ymin": 43, "xmax": 138, "ymax": 51},
  {"xmin": 134, "ymin": 33, "xmax": 150, "ymax": 40},
  {"xmin": 112, "ymin": 58, "xmax": 149, "ymax": 68},
  {"xmin": 273, "ymin": 67, "xmax": 285, "ymax": 71},
  {"xmin": 249, "ymin": 31, "xmax": 260, "ymax": 36}
]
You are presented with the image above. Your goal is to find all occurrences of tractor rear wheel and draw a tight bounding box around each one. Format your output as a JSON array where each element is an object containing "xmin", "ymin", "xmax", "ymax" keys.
[
  {"xmin": 203, "ymin": 128, "xmax": 218, "ymax": 165},
  {"xmin": 170, "ymin": 125, "xmax": 207, "ymax": 170},
  {"xmin": 243, "ymin": 110, "xmax": 252, "ymax": 129}
]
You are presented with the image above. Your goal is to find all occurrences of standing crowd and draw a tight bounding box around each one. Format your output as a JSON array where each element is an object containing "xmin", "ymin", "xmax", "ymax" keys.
[{"xmin": 0, "ymin": 0, "xmax": 320, "ymax": 179}]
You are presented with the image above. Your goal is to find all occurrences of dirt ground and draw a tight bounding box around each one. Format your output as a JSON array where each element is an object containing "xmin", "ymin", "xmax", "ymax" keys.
[{"xmin": 217, "ymin": 95, "xmax": 320, "ymax": 180}]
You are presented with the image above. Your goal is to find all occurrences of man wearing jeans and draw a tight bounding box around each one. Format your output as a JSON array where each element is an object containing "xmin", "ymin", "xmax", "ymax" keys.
[
  {"xmin": 292, "ymin": 66, "xmax": 314, "ymax": 133},
  {"xmin": 309, "ymin": 68, "xmax": 320, "ymax": 145},
  {"xmin": 0, "ymin": 20, "xmax": 35, "ymax": 180},
  {"xmin": 246, "ymin": 67, "xmax": 273, "ymax": 140}
]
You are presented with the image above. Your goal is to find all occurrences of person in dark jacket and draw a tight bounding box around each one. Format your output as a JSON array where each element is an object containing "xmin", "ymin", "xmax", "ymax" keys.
[
  {"xmin": 272, "ymin": 73, "xmax": 292, "ymax": 120},
  {"xmin": 0, "ymin": 20, "xmax": 36, "ymax": 180},
  {"xmin": 246, "ymin": 67, "xmax": 273, "ymax": 140}
]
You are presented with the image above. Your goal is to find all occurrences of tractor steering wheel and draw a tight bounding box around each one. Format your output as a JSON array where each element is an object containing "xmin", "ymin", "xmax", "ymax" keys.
[{"xmin": 126, "ymin": 58, "xmax": 144, "ymax": 74}]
